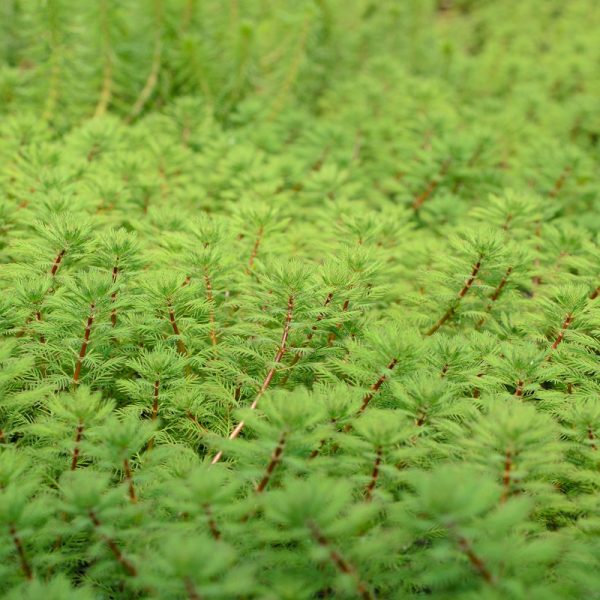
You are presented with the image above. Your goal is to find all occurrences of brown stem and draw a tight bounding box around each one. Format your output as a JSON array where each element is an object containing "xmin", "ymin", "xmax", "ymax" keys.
[
  {"xmin": 550, "ymin": 312, "xmax": 573, "ymax": 352},
  {"xmin": 587, "ymin": 426, "xmax": 597, "ymax": 451},
  {"xmin": 123, "ymin": 459, "xmax": 137, "ymax": 503},
  {"xmin": 500, "ymin": 449, "xmax": 512, "ymax": 503},
  {"xmin": 110, "ymin": 265, "xmax": 119, "ymax": 327},
  {"xmin": 327, "ymin": 298, "xmax": 349, "ymax": 346},
  {"xmin": 88, "ymin": 511, "xmax": 137, "ymax": 576},
  {"xmin": 476, "ymin": 266, "xmax": 513, "ymax": 328},
  {"xmin": 70, "ymin": 421, "xmax": 84, "ymax": 470},
  {"xmin": 308, "ymin": 522, "xmax": 373, "ymax": 600},
  {"xmin": 426, "ymin": 259, "xmax": 481, "ymax": 336},
  {"xmin": 35, "ymin": 311, "xmax": 46, "ymax": 344},
  {"xmin": 9, "ymin": 524, "xmax": 33, "ymax": 580},
  {"xmin": 203, "ymin": 504, "xmax": 221, "ymax": 540},
  {"xmin": 147, "ymin": 380, "xmax": 160, "ymax": 451},
  {"xmin": 168, "ymin": 303, "xmax": 188, "ymax": 355},
  {"xmin": 548, "ymin": 165, "xmax": 572, "ymax": 198},
  {"xmin": 256, "ymin": 431, "xmax": 287, "ymax": 493},
  {"xmin": 514, "ymin": 380, "xmax": 524, "ymax": 397},
  {"xmin": 50, "ymin": 249, "xmax": 65, "ymax": 276},
  {"xmin": 184, "ymin": 577, "xmax": 203, "ymax": 600},
  {"xmin": 204, "ymin": 270, "xmax": 218, "ymax": 346},
  {"xmin": 412, "ymin": 159, "xmax": 451, "ymax": 211},
  {"xmin": 589, "ymin": 286, "xmax": 599, "ymax": 300},
  {"xmin": 211, "ymin": 296, "xmax": 294, "ymax": 465},
  {"xmin": 281, "ymin": 292, "xmax": 333, "ymax": 385},
  {"xmin": 73, "ymin": 304, "xmax": 95, "ymax": 386},
  {"xmin": 247, "ymin": 226, "xmax": 264, "ymax": 271},
  {"xmin": 356, "ymin": 358, "xmax": 398, "ymax": 416},
  {"xmin": 364, "ymin": 447, "xmax": 382, "ymax": 502},
  {"xmin": 456, "ymin": 535, "xmax": 494, "ymax": 584}
]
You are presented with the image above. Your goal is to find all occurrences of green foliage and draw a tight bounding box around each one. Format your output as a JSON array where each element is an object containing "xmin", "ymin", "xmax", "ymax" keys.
[{"xmin": 1, "ymin": 0, "xmax": 600, "ymax": 598}]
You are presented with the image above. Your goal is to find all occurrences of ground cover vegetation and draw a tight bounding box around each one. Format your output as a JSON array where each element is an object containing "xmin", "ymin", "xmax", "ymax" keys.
[{"xmin": 1, "ymin": 0, "xmax": 600, "ymax": 598}]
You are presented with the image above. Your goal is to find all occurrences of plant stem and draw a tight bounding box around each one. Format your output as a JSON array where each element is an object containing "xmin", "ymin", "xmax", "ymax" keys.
[
  {"xmin": 500, "ymin": 449, "xmax": 512, "ymax": 503},
  {"xmin": 88, "ymin": 511, "xmax": 137, "ymax": 576},
  {"xmin": 167, "ymin": 302, "xmax": 188, "ymax": 355},
  {"xmin": 50, "ymin": 249, "xmax": 66, "ymax": 276},
  {"xmin": 247, "ymin": 226, "xmax": 264, "ymax": 271},
  {"xmin": 549, "ymin": 312, "xmax": 573, "ymax": 353},
  {"xmin": 70, "ymin": 420, "xmax": 84, "ymax": 470},
  {"xmin": 356, "ymin": 357, "xmax": 398, "ymax": 416},
  {"xmin": 307, "ymin": 522, "xmax": 373, "ymax": 600},
  {"xmin": 9, "ymin": 524, "xmax": 33, "ymax": 580},
  {"xmin": 412, "ymin": 159, "xmax": 451, "ymax": 211},
  {"xmin": 123, "ymin": 458, "xmax": 137, "ymax": 503},
  {"xmin": 73, "ymin": 304, "xmax": 95, "ymax": 386},
  {"xmin": 456, "ymin": 534, "xmax": 495, "ymax": 584},
  {"xmin": 204, "ymin": 269, "xmax": 218, "ymax": 345},
  {"xmin": 256, "ymin": 431, "xmax": 287, "ymax": 493},
  {"xmin": 203, "ymin": 504, "xmax": 221, "ymax": 540},
  {"xmin": 364, "ymin": 447, "xmax": 382, "ymax": 502},
  {"xmin": 426, "ymin": 258, "xmax": 481, "ymax": 336},
  {"xmin": 211, "ymin": 295, "xmax": 294, "ymax": 465}
]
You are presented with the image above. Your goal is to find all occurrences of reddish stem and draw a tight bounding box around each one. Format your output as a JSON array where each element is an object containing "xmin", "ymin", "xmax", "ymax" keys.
[
  {"xmin": 70, "ymin": 421, "xmax": 84, "ymax": 470},
  {"xmin": 211, "ymin": 296, "xmax": 295, "ymax": 465},
  {"xmin": 9, "ymin": 524, "xmax": 33, "ymax": 580},
  {"xmin": 88, "ymin": 511, "xmax": 137, "ymax": 576},
  {"xmin": 308, "ymin": 522, "xmax": 373, "ymax": 600},
  {"xmin": 356, "ymin": 358, "xmax": 398, "ymax": 416},
  {"xmin": 73, "ymin": 304, "xmax": 95, "ymax": 386},
  {"xmin": 327, "ymin": 298, "xmax": 350, "ymax": 346},
  {"xmin": 426, "ymin": 260, "xmax": 481, "ymax": 335},
  {"xmin": 123, "ymin": 459, "xmax": 137, "ymax": 503},
  {"xmin": 281, "ymin": 292, "xmax": 333, "ymax": 385},
  {"xmin": 590, "ymin": 286, "xmax": 600, "ymax": 300},
  {"xmin": 110, "ymin": 265, "xmax": 119, "ymax": 327},
  {"xmin": 364, "ymin": 447, "xmax": 382, "ymax": 502},
  {"xmin": 550, "ymin": 312, "xmax": 573, "ymax": 351},
  {"xmin": 477, "ymin": 266, "xmax": 513, "ymax": 328},
  {"xmin": 168, "ymin": 303, "xmax": 188, "ymax": 355},
  {"xmin": 514, "ymin": 380, "xmax": 524, "ymax": 397},
  {"xmin": 203, "ymin": 504, "xmax": 221, "ymax": 540},
  {"xmin": 50, "ymin": 249, "xmax": 65, "ymax": 276},
  {"xmin": 184, "ymin": 577, "xmax": 203, "ymax": 600},
  {"xmin": 256, "ymin": 432, "xmax": 287, "ymax": 493},
  {"xmin": 204, "ymin": 269, "xmax": 218, "ymax": 346},
  {"xmin": 500, "ymin": 449, "xmax": 513, "ymax": 503},
  {"xmin": 247, "ymin": 226, "xmax": 264, "ymax": 271},
  {"xmin": 456, "ymin": 535, "xmax": 494, "ymax": 584},
  {"xmin": 587, "ymin": 426, "xmax": 597, "ymax": 451},
  {"xmin": 412, "ymin": 159, "xmax": 451, "ymax": 211},
  {"xmin": 548, "ymin": 165, "xmax": 572, "ymax": 198}
]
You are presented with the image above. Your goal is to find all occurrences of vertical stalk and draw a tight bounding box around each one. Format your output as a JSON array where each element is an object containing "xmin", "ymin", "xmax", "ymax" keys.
[
  {"xmin": 9, "ymin": 524, "xmax": 33, "ymax": 580},
  {"xmin": 211, "ymin": 296, "xmax": 294, "ymax": 465},
  {"xmin": 204, "ymin": 269, "xmax": 218, "ymax": 345},
  {"xmin": 500, "ymin": 449, "xmax": 512, "ymax": 503},
  {"xmin": 88, "ymin": 511, "xmax": 137, "ymax": 576},
  {"xmin": 356, "ymin": 358, "xmax": 398, "ymax": 415},
  {"xmin": 307, "ymin": 522, "xmax": 373, "ymax": 600},
  {"xmin": 73, "ymin": 304, "xmax": 95, "ymax": 386},
  {"xmin": 123, "ymin": 458, "xmax": 137, "ymax": 503},
  {"xmin": 364, "ymin": 447, "xmax": 382, "ymax": 502},
  {"xmin": 50, "ymin": 249, "xmax": 66, "ymax": 276},
  {"xmin": 255, "ymin": 432, "xmax": 287, "ymax": 493},
  {"xmin": 426, "ymin": 257, "xmax": 482, "ymax": 336},
  {"xmin": 70, "ymin": 420, "xmax": 84, "ymax": 470}
]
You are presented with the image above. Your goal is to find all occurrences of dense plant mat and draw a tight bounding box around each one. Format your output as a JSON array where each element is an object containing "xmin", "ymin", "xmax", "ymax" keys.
[{"xmin": 1, "ymin": 1, "xmax": 600, "ymax": 598}]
